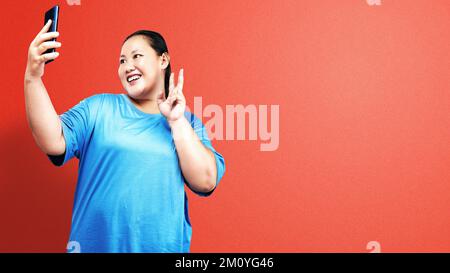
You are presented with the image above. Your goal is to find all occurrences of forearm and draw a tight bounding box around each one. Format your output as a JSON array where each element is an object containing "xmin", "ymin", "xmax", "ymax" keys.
[
  {"xmin": 24, "ymin": 74, "xmax": 65, "ymax": 155},
  {"xmin": 169, "ymin": 116, "xmax": 217, "ymax": 193}
]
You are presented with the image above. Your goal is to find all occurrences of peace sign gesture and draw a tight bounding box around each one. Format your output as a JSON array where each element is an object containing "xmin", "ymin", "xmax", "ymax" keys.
[{"xmin": 157, "ymin": 69, "xmax": 186, "ymax": 123}]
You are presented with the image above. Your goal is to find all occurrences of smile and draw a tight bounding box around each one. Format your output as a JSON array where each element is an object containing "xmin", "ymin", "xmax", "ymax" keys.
[{"xmin": 127, "ymin": 75, "xmax": 142, "ymax": 83}]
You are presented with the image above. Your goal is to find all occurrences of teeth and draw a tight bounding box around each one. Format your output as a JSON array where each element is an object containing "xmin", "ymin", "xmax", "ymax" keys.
[{"xmin": 127, "ymin": 75, "xmax": 141, "ymax": 82}]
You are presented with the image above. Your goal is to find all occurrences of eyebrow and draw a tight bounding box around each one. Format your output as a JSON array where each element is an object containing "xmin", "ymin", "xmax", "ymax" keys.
[{"xmin": 120, "ymin": 49, "xmax": 141, "ymax": 58}]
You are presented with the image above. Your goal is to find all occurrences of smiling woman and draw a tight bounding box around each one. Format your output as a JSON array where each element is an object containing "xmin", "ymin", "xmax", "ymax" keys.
[
  {"xmin": 24, "ymin": 27, "xmax": 226, "ymax": 253},
  {"xmin": 119, "ymin": 30, "xmax": 172, "ymax": 112}
]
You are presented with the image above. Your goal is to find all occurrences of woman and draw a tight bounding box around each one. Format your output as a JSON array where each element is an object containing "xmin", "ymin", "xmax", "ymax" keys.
[{"xmin": 24, "ymin": 20, "xmax": 225, "ymax": 253}]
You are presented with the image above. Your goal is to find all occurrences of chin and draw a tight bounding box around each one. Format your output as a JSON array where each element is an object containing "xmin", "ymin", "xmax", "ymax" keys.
[
  {"xmin": 126, "ymin": 89, "xmax": 144, "ymax": 99},
  {"xmin": 124, "ymin": 84, "xmax": 145, "ymax": 99}
]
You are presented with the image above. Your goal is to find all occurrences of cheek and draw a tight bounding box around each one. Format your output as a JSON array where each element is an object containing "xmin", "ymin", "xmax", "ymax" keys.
[
  {"xmin": 118, "ymin": 67, "xmax": 124, "ymax": 80},
  {"xmin": 139, "ymin": 58, "xmax": 158, "ymax": 74}
]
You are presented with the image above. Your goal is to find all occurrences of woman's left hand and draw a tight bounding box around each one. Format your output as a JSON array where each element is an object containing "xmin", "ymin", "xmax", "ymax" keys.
[{"xmin": 157, "ymin": 68, "xmax": 186, "ymax": 123}]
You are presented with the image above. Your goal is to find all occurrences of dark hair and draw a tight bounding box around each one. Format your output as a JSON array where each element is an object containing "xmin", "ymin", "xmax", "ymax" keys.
[{"xmin": 123, "ymin": 30, "xmax": 171, "ymax": 98}]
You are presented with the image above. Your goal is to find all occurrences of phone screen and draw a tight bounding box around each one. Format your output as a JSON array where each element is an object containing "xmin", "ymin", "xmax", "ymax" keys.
[{"xmin": 44, "ymin": 5, "xmax": 59, "ymax": 64}]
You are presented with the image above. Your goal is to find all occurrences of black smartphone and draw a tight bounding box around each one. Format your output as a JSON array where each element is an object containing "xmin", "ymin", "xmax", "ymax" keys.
[{"xmin": 44, "ymin": 5, "xmax": 60, "ymax": 64}]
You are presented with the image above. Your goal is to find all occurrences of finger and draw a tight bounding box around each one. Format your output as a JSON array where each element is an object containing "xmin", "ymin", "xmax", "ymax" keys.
[
  {"xmin": 35, "ymin": 31, "xmax": 60, "ymax": 46},
  {"xmin": 33, "ymin": 20, "xmax": 53, "ymax": 45},
  {"xmin": 156, "ymin": 90, "xmax": 165, "ymax": 104},
  {"xmin": 177, "ymin": 68, "xmax": 184, "ymax": 94},
  {"xmin": 168, "ymin": 94, "xmax": 177, "ymax": 105},
  {"xmin": 39, "ymin": 19, "xmax": 53, "ymax": 36},
  {"xmin": 176, "ymin": 93, "xmax": 186, "ymax": 104},
  {"xmin": 40, "ymin": 51, "xmax": 59, "ymax": 63},
  {"xmin": 169, "ymin": 72, "xmax": 175, "ymax": 93},
  {"xmin": 178, "ymin": 91, "xmax": 186, "ymax": 101},
  {"xmin": 171, "ymin": 96, "xmax": 182, "ymax": 108},
  {"xmin": 37, "ymin": 41, "xmax": 62, "ymax": 54},
  {"xmin": 173, "ymin": 86, "xmax": 178, "ymax": 97}
]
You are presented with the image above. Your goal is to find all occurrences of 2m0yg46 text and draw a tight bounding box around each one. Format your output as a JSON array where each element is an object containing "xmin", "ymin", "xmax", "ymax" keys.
[{"xmin": 218, "ymin": 257, "xmax": 273, "ymax": 268}]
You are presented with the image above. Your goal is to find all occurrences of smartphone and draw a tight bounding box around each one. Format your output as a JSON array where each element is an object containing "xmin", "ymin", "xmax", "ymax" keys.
[{"xmin": 44, "ymin": 5, "xmax": 60, "ymax": 64}]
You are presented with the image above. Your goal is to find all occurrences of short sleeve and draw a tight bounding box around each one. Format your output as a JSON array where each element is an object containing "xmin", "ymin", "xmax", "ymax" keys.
[
  {"xmin": 185, "ymin": 112, "xmax": 226, "ymax": 197},
  {"xmin": 47, "ymin": 95, "xmax": 102, "ymax": 166}
]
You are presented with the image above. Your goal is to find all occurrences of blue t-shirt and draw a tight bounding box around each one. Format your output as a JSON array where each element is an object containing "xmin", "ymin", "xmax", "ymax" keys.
[{"xmin": 48, "ymin": 93, "xmax": 225, "ymax": 253}]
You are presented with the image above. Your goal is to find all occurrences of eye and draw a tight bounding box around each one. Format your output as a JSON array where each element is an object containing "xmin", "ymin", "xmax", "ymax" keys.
[
  {"xmin": 134, "ymin": 54, "xmax": 142, "ymax": 59},
  {"xmin": 119, "ymin": 59, "xmax": 125, "ymax": 64}
]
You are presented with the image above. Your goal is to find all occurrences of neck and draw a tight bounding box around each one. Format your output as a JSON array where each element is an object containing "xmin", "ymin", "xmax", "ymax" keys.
[{"xmin": 127, "ymin": 93, "xmax": 161, "ymax": 114}]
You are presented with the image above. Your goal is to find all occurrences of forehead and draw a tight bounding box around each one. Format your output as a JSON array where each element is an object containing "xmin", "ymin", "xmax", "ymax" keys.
[{"xmin": 120, "ymin": 36, "xmax": 153, "ymax": 55}]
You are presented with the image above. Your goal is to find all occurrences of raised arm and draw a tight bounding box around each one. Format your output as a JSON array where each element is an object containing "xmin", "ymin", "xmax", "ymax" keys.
[
  {"xmin": 157, "ymin": 69, "xmax": 217, "ymax": 193},
  {"xmin": 24, "ymin": 19, "xmax": 65, "ymax": 155}
]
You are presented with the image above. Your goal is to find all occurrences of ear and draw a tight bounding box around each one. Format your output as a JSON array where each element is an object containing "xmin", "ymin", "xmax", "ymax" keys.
[{"xmin": 160, "ymin": 53, "xmax": 170, "ymax": 70}]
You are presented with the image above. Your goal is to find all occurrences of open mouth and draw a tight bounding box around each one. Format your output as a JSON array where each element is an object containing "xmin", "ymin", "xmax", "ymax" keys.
[{"xmin": 127, "ymin": 74, "xmax": 142, "ymax": 84}]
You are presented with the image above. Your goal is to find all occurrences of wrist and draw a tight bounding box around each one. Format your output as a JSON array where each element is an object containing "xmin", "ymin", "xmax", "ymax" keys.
[
  {"xmin": 24, "ymin": 70, "xmax": 41, "ymax": 83},
  {"xmin": 168, "ymin": 116, "xmax": 188, "ymax": 129}
]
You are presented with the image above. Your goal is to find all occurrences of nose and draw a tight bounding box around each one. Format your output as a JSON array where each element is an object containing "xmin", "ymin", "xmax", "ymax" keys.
[{"xmin": 125, "ymin": 63, "xmax": 136, "ymax": 74}]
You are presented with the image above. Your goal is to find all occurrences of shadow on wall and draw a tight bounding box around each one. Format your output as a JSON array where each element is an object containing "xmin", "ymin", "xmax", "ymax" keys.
[{"xmin": 0, "ymin": 124, "xmax": 76, "ymax": 252}]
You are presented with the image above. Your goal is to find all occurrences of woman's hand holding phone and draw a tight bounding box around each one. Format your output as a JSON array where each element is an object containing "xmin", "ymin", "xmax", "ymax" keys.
[{"xmin": 25, "ymin": 19, "xmax": 61, "ymax": 81}]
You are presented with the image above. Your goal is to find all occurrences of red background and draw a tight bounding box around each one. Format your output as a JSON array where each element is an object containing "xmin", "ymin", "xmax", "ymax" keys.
[{"xmin": 0, "ymin": 0, "xmax": 449, "ymax": 252}]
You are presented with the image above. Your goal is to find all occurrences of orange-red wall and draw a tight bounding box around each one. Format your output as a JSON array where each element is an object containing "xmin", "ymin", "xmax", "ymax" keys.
[{"xmin": 0, "ymin": 0, "xmax": 449, "ymax": 252}]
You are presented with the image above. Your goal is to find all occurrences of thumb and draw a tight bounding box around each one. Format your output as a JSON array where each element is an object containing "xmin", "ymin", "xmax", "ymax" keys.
[{"xmin": 156, "ymin": 90, "xmax": 165, "ymax": 104}]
